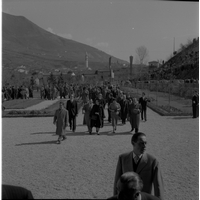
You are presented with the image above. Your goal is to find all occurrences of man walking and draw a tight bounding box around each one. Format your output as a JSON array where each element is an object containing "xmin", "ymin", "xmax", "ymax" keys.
[
  {"xmin": 119, "ymin": 94, "xmax": 128, "ymax": 124},
  {"xmin": 66, "ymin": 94, "xmax": 78, "ymax": 132},
  {"xmin": 192, "ymin": 90, "xmax": 199, "ymax": 118},
  {"xmin": 53, "ymin": 101, "xmax": 68, "ymax": 144},
  {"xmin": 113, "ymin": 132, "xmax": 164, "ymax": 200},
  {"xmin": 139, "ymin": 92, "xmax": 150, "ymax": 121}
]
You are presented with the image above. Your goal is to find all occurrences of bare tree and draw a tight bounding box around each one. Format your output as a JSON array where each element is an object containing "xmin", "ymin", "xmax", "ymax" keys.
[{"xmin": 135, "ymin": 46, "xmax": 149, "ymax": 64}]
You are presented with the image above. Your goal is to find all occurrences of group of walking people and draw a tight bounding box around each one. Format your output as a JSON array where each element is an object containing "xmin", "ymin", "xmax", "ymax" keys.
[{"xmin": 53, "ymin": 84, "xmax": 151, "ymax": 144}]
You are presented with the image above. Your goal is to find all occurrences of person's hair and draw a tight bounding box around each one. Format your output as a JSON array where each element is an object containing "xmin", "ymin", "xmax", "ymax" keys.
[
  {"xmin": 117, "ymin": 172, "xmax": 143, "ymax": 200},
  {"xmin": 112, "ymin": 97, "xmax": 116, "ymax": 101},
  {"xmin": 95, "ymin": 98, "xmax": 100, "ymax": 103},
  {"xmin": 59, "ymin": 101, "xmax": 64, "ymax": 106},
  {"xmin": 131, "ymin": 132, "xmax": 146, "ymax": 144}
]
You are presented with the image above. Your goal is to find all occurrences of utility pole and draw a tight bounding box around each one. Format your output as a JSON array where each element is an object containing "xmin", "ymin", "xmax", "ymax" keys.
[
  {"xmin": 109, "ymin": 57, "xmax": 112, "ymax": 84},
  {"xmin": 130, "ymin": 56, "xmax": 133, "ymax": 80},
  {"xmin": 85, "ymin": 52, "xmax": 88, "ymax": 68}
]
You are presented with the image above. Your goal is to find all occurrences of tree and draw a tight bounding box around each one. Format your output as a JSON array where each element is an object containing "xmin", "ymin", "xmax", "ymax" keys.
[{"xmin": 135, "ymin": 46, "xmax": 149, "ymax": 65}]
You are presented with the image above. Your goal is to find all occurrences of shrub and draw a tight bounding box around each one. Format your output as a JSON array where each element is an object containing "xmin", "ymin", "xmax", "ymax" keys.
[{"xmin": 30, "ymin": 110, "xmax": 35, "ymax": 114}]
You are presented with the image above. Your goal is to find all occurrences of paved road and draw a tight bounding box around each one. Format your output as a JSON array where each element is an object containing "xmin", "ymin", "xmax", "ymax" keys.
[{"xmin": 2, "ymin": 106, "xmax": 198, "ymax": 199}]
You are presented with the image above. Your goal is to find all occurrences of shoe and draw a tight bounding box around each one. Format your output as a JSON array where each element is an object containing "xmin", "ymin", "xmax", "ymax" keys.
[
  {"xmin": 56, "ymin": 140, "xmax": 61, "ymax": 144},
  {"xmin": 62, "ymin": 136, "xmax": 66, "ymax": 141},
  {"xmin": 97, "ymin": 132, "xmax": 100, "ymax": 135},
  {"xmin": 89, "ymin": 132, "xmax": 92, "ymax": 134}
]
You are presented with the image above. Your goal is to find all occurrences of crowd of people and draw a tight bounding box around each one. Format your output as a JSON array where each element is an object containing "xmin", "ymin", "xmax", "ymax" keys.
[
  {"xmin": 2, "ymin": 85, "xmax": 33, "ymax": 101},
  {"xmin": 3, "ymin": 83, "xmax": 198, "ymax": 200},
  {"xmin": 51, "ymin": 85, "xmax": 164, "ymax": 200},
  {"xmin": 53, "ymin": 84, "xmax": 151, "ymax": 142}
]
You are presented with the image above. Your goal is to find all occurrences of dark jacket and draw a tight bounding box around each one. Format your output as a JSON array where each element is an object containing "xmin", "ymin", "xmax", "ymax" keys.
[
  {"xmin": 66, "ymin": 100, "xmax": 78, "ymax": 117},
  {"xmin": 114, "ymin": 152, "xmax": 164, "ymax": 200},
  {"xmin": 2, "ymin": 185, "xmax": 34, "ymax": 199},
  {"xmin": 139, "ymin": 97, "xmax": 150, "ymax": 109},
  {"xmin": 107, "ymin": 192, "xmax": 160, "ymax": 200}
]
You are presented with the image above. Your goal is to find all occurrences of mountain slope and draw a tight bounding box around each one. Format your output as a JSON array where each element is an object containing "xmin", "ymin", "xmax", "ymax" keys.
[{"xmin": 2, "ymin": 12, "xmax": 128, "ymax": 71}]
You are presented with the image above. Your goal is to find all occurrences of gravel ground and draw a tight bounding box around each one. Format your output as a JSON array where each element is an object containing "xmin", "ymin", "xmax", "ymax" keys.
[{"xmin": 2, "ymin": 108, "xmax": 199, "ymax": 199}]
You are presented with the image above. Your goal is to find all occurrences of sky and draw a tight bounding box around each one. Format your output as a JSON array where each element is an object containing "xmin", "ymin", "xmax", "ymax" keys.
[{"xmin": 1, "ymin": 0, "xmax": 199, "ymax": 63}]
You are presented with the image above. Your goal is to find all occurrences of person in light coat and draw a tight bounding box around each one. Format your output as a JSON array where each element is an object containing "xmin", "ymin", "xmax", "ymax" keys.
[{"xmin": 53, "ymin": 101, "xmax": 68, "ymax": 144}]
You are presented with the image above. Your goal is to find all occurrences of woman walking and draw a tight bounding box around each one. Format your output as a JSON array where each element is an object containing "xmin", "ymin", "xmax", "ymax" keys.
[
  {"xmin": 90, "ymin": 98, "xmax": 103, "ymax": 135},
  {"xmin": 128, "ymin": 98, "xmax": 141, "ymax": 133},
  {"xmin": 109, "ymin": 98, "xmax": 121, "ymax": 133},
  {"xmin": 82, "ymin": 98, "xmax": 93, "ymax": 134}
]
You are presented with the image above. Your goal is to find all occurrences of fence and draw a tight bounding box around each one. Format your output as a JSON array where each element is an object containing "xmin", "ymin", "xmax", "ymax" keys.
[{"xmin": 121, "ymin": 81, "xmax": 198, "ymax": 114}]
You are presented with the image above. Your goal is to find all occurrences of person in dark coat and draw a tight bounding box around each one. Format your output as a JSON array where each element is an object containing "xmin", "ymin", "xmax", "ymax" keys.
[
  {"xmin": 98, "ymin": 93, "xmax": 106, "ymax": 126},
  {"xmin": 2, "ymin": 184, "xmax": 34, "ymax": 199},
  {"xmin": 192, "ymin": 90, "xmax": 199, "ymax": 118},
  {"xmin": 108, "ymin": 172, "xmax": 160, "ymax": 200},
  {"xmin": 53, "ymin": 101, "xmax": 68, "ymax": 144},
  {"xmin": 113, "ymin": 133, "xmax": 164, "ymax": 200},
  {"xmin": 139, "ymin": 92, "xmax": 150, "ymax": 121},
  {"xmin": 128, "ymin": 98, "xmax": 141, "ymax": 133},
  {"xmin": 66, "ymin": 93, "xmax": 78, "ymax": 132},
  {"xmin": 90, "ymin": 98, "xmax": 103, "ymax": 135},
  {"xmin": 119, "ymin": 94, "xmax": 129, "ymax": 124},
  {"xmin": 107, "ymin": 91, "xmax": 113, "ymax": 123}
]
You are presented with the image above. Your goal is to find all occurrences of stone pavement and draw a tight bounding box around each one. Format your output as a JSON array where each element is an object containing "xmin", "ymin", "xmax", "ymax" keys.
[{"xmin": 2, "ymin": 105, "xmax": 199, "ymax": 199}]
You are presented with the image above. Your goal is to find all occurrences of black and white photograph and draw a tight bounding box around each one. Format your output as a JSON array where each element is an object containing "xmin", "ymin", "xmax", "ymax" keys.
[{"xmin": 2, "ymin": 0, "xmax": 199, "ymax": 199}]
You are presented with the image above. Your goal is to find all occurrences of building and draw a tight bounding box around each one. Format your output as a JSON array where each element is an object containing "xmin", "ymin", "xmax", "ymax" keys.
[{"xmin": 148, "ymin": 61, "xmax": 159, "ymax": 70}]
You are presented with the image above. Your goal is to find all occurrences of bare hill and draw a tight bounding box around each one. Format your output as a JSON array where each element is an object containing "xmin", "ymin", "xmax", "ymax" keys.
[{"xmin": 2, "ymin": 12, "xmax": 128, "ymax": 73}]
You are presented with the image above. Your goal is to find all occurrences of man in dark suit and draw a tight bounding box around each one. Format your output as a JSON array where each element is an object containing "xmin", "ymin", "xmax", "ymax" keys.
[
  {"xmin": 113, "ymin": 132, "xmax": 164, "ymax": 200},
  {"xmin": 192, "ymin": 90, "xmax": 199, "ymax": 118},
  {"xmin": 139, "ymin": 93, "xmax": 150, "ymax": 121},
  {"xmin": 2, "ymin": 184, "xmax": 34, "ymax": 199},
  {"xmin": 66, "ymin": 93, "xmax": 78, "ymax": 132},
  {"xmin": 119, "ymin": 94, "xmax": 129, "ymax": 124},
  {"xmin": 108, "ymin": 172, "xmax": 160, "ymax": 200}
]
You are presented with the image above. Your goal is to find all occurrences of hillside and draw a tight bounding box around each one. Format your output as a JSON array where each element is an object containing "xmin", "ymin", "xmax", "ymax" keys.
[
  {"xmin": 2, "ymin": 12, "xmax": 128, "ymax": 74},
  {"xmin": 150, "ymin": 38, "xmax": 199, "ymax": 80}
]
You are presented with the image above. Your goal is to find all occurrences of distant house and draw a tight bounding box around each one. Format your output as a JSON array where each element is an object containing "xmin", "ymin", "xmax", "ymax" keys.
[{"xmin": 148, "ymin": 61, "xmax": 159, "ymax": 70}]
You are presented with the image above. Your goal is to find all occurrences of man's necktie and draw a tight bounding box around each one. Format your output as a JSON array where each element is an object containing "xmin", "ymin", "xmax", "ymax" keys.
[{"xmin": 134, "ymin": 155, "xmax": 139, "ymax": 164}]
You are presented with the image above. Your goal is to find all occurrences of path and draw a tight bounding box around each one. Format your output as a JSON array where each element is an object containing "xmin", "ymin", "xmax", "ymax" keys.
[
  {"xmin": 2, "ymin": 106, "xmax": 198, "ymax": 199},
  {"xmin": 5, "ymin": 98, "xmax": 61, "ymax": 111}
]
